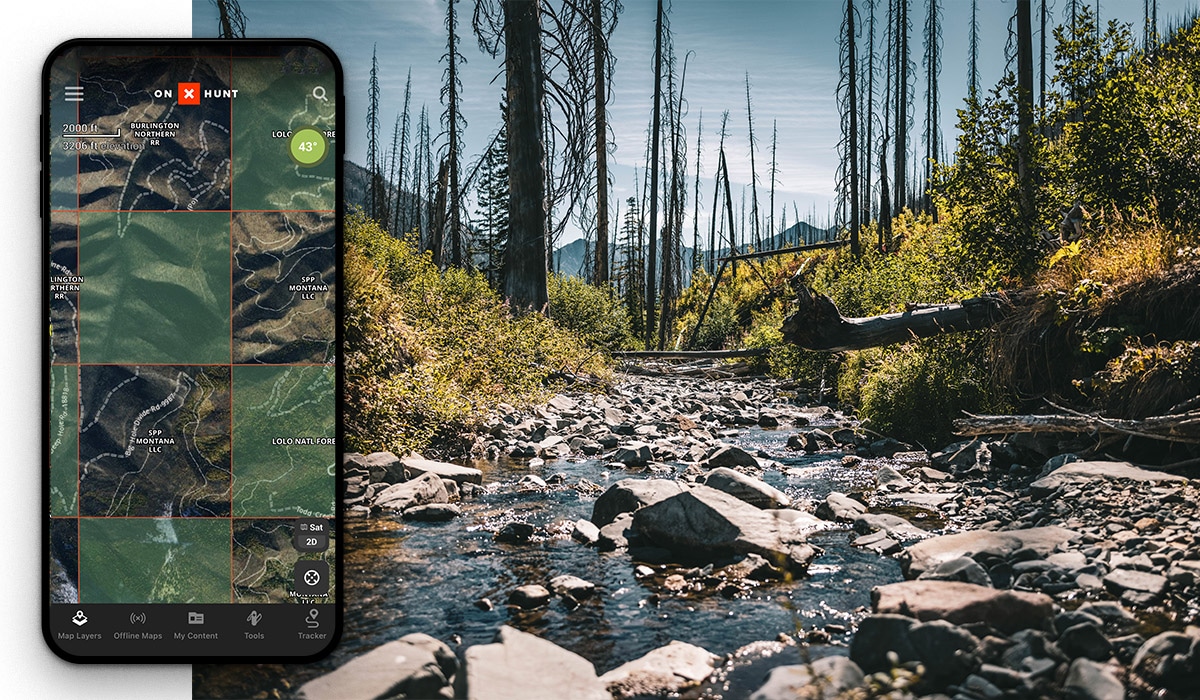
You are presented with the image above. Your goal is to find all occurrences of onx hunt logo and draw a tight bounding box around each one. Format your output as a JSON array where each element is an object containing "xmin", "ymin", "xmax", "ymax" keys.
[{"xmin": 178, "ymin": 82, "xmax": 200, "ymax": 105}]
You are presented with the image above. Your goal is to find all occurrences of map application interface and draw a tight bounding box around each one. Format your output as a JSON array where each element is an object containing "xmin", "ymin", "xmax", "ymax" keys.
[{"xmin": 44, "ymin": 41, "xmax": 340, "ymax": 660}]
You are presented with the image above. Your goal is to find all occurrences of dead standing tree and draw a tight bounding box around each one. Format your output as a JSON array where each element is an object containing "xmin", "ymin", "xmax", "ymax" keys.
[{"xmin": 474, "ymin": 0, "xmax": 595, "ymax": 310}]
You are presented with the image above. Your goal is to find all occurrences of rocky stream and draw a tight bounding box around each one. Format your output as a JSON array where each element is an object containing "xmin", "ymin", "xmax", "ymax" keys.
[{"xmin": 196, "ymin": 371, "xmax": 1200, "ymax": 700}]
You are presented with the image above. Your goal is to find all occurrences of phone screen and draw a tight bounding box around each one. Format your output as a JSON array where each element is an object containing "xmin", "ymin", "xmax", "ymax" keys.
[{"xmin": 42, "ymin": 39, "xmax": 342, "ymax": 662}]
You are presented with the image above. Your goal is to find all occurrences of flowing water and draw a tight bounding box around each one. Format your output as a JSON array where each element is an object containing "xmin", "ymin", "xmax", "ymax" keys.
[
  {"xmin": 341, "ymin": 430, "xmax": 903, "ymax": 673},
  {"xmin": 197, "ymin": 426, "xmax": 915, "ymax": 697}
]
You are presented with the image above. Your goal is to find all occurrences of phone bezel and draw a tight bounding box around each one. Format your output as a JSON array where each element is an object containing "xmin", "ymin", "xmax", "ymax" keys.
[{"xmin": 41, "ymin": 37, "xmax": 344, "ymax": 665}]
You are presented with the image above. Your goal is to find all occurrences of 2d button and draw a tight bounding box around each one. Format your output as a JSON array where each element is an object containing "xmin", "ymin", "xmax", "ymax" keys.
[
  {"xmin": 293, "ymin": 560, "xmax": 329, "ymax": 596},
  {"xmin": 294, "ymin": 518, "xmax": 329, "ymax": 552}
]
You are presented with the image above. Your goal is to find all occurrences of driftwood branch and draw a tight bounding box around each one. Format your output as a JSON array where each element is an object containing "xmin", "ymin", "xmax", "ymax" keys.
[
  {"xmin": 954, "ymin": 409, "xmax": 1200, "ymax": 445},
  {"xmin": 781, "ymin": 285, "xmax": 1021, "ymax": 352}
]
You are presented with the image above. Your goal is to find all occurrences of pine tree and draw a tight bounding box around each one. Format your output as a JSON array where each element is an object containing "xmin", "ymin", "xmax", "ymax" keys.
[
  {"xmin": 366, "ymin": 45, "xmax": 382, "ymax": 221},
  {"xmin": 475, "ymin": 108, "xmax": 510, "ymax": 290}
]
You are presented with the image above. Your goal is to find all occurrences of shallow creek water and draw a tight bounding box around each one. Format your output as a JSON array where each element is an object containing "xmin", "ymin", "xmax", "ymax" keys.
[{"xmin": 198, "ymin": 426, "xmax": 935, "ymax": 698}]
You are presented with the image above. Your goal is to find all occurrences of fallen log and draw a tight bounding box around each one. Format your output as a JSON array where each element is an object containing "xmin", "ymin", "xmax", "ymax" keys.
[
  {"xmin": 613, "ymin": 349, "xmax": 770, "ymax": 360},
  {"xmin": 781, "ymin": 285, "xmax": 1022, "ymax": 352},
  {"xmin": 954, "ymin": 409, "xmax": 1200, "ymax": 444}
]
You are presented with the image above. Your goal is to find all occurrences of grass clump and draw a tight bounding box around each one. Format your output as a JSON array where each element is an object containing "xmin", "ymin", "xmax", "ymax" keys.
[{"xmin": 343, "ymin": 212, "xmax": 609, "ymax": 455}]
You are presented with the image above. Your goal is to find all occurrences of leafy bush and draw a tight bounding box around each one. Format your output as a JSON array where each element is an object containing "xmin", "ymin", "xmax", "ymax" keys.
[
  {"xmin": 547, "ymin": 274, "xmax": 635, "ymax": 350},
  {"xmin": 855, "ymin": 335, "xmax": 1007, "ymax": 448}
]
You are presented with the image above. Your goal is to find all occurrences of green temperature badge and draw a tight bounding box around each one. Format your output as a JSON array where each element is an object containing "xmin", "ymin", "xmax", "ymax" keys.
[{"xmin": 289, "ymin": 127, "xmax": 328, "ymax": 167}]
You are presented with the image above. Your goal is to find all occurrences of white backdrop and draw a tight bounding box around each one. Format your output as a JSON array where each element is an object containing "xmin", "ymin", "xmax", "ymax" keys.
[{"xmin": 2, "ymin": 2, "xmax": 193, "ymax": 697}]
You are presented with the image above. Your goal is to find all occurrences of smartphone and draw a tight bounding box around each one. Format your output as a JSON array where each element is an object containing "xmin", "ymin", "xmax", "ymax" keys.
[{"xmin": 42, "ymin": 39, "xmax": 342, "ymax": 662}]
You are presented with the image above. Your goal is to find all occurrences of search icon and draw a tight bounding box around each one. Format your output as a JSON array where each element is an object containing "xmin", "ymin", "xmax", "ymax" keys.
[{"xmin": 312, "ymin": 86, "xmax": 327, "ymax": 101}]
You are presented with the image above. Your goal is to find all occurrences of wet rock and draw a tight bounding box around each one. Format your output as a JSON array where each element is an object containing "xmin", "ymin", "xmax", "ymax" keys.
[
  {"xmin": 1063, "ymin": 658, "xmax": 1124, "ymax": 700},
  {"xmin": 632, "ymin": 485, "xmax": 817, "ymax": 574},
  {"xmin": 591, "ymin": 478, "xmax": 686, "ymax": 527},
  {"xmin": 549, "ymin": 575, "xmax": 596, "ymax": 600},
  {"xmin": 402, "ymin": 503, "xmax": 462, "ymax": 522},
  {"xmin": 601, "ymin": 641, "xmax": 719, "ymax": 699},
  {"xmin": 495, "ymin": 521, "xmax": 536, "ymax": 544},
  {"xmin": 815, "ymin": 492, "xmax": 868, "ymax": 522},
  {"xmin": 748, "ymin": 656, "xmax": 865, "ymax": 700},
  {"xmin": 508, "ymin": 584, "xmax": 551, "ymax": 609},
  {"xmin": 402, "ymin": 456, "xmax": 483, "ymax": 486},
  {"xmin": 572, "ymin": 519, "xmax": 601, "ymax": 546},
  {"xmin": 612, "ymin": 442, "xmax": 653, "ymax": 467},
  {"xmin": 875, "ymin": 465, "xmax": 914, "ymax": 491},
  {"xmin": 297, "ymin": 632, "xmax": 457, "ymax": 700},
  {"xmin": 456, "ymin": 626, "xmax": 609, "ymax": 700},
  {"xmin": 700, "ymin": 467, "xmax": 790, "ymax": 509},
  {"xmin": 871, "ymin": 580, "xmax": 1054, "ymax": 634},
  {"xmin": 703, "ymin": 445, "xmax": 760, "ymax": 469},
  {"xmin": 717, "ymin": 552, "xmax": 784, "ymax": 581},
  {"xmin": 1030, "ymin": 460, "xmax": 1186, "ymax": 499},
  {"xmin": 853, "ymin": 529, "xmax": 902, "ymax": 555},
  {"xmin": 373, "ymin": 472, "xmax": 449, "ymax": 512},
  {"xmin": 598, "ymin": 512, "xmax": 636, "ymax": 551}
]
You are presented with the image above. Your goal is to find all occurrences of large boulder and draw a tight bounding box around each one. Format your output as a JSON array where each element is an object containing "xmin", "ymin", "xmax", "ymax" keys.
[
  {"xmin": 455, "ymin": 626, "xmax": 609, "ymax": 700},
  {"xmin": 373, "ymin": 472, "xmax": 449, "ymax": 512},
  {"xmin": 703, "ymin": 445, "xmax": 759, "ymax": 469},
  {"xmin": 815, "ymin": 492, "xmax": 868, "ymax": 522},
  {"xmin": 297, "ymin": 633, "xmax": 457, "ymax": 700},
  {"xmin": 749, "ymin": 656, "xmax": 865, "ymax": 700},
  {"xmin": 599, "ymin": 641, "xmax": 719, "ymax": 698},
  {"xmin": 345, "ymin": 451, "xmax": 407, "ymax": 484},
  {"xmin": 701, "ymin": 467, "xmax": 790, "ymax": 509},
  {"xmin": 402, "ymin": 456, "xmax": 483, "ymax": 485},
  {"xmin": 1030, "ymin": 460, "xmax": 1186, "ymax": 499},
  {"xmin": 900, "ymin": 526, "xmax": 1078, "ymax": 578},
  {"xmin": 872, "ymin": 580, "xmax": 1054, "ymax": 634},
  {"xmin": 591, "ymin": 478, "xmax": 686, "ymax": 527},
  {"xmin": 631, "ymin": 485, "xmax": 817, "ymax": 574}
]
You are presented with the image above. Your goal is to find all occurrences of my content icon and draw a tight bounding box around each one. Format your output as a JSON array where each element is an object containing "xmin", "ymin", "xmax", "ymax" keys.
[
  {"xmin": 188, "ymin": 611, "xmax": 205, "ymax": 625},
  {"xmin": 246, "ymin": 610, "xmax": 262, "ymax": 627},
  {"xmin": 305, "ymin": 608, "xmax": 320, "ymax": 629},
  {"xmin": 71, "ymin": 610, "xmax": 88, "ymax": 627}
]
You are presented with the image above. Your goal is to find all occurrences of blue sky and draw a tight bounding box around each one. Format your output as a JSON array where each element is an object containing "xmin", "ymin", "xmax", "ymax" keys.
[{"xmin": 194, "ymin": 0, "xmax": 1197, "ymax": 242}]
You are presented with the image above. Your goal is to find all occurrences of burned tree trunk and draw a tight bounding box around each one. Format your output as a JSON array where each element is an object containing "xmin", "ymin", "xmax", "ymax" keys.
[{"xmin": 781, "ymin": 285, "xmax": 1023, "ymax": 352}]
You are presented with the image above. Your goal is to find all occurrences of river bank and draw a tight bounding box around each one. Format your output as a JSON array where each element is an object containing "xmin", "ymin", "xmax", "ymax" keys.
[{"xmin": 195, "ymin": 371, "xmax": 1200, "ymax": 699}]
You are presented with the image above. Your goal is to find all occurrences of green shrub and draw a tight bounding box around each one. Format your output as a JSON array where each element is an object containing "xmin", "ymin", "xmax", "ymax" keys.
[
  {"xmin": 854, "ymin": 335, "xmax": 1007, "ymax": 448},
  {"xmin": 547, "ymin": 274, "xmax": 635, "ymax": 350}
]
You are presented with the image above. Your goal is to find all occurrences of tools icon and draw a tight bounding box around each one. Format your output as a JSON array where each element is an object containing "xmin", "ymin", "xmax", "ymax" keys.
[{"xmin": 246, "ymin": 610, "xmax": 263, "ymax": 627}]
